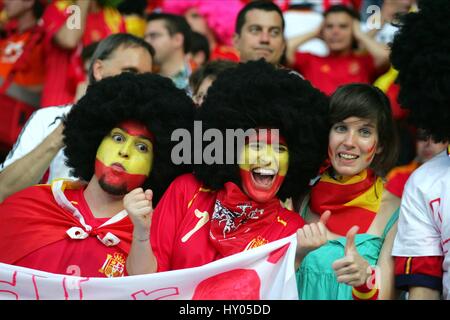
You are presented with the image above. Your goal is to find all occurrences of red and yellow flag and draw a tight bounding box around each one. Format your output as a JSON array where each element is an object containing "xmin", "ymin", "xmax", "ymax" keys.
[{"xmin": 310, "ymin": 169, "xmax": 383, "ymax": 236}]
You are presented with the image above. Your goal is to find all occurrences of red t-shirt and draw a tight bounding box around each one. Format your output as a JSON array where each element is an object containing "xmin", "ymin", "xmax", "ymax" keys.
[
  {"xmin": 293, "ymin": 52, "xmax": 382, "ymax": 95},
  {"xmin": 0, "ymin": 27, "xmax": 45, "ymax": 87},
  {"xmin": 41, "ymin": 3, "xmax": 126, "ymax": 107},
  {"xmin": 151, "ymin": 173, "xmax": 304, "ymax": 272},
  {"xmin": 0, "ymin": 185, "xmax": 133, "ymax": 278}
]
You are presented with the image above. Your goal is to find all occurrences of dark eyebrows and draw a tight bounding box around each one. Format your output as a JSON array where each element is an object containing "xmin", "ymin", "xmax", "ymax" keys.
[{"xmin": 248, "ymin": 24, "xmax": 262, "ymax": 30}]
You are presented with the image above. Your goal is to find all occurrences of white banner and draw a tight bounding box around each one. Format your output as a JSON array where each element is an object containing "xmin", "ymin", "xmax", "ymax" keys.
[{"xmin": 0, "ymin": 235, "xmax": 298, "ymax": 300}]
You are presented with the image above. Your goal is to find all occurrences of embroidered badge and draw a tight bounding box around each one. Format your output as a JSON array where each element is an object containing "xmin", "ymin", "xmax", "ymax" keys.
[{"xmin": 99, "ymin": 252, "xmax": 126, "ymax": 277}]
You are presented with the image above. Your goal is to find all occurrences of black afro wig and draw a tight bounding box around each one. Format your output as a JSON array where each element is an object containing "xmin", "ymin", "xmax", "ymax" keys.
[
  {"xmin": 194, "ymin": 59, "xmax": 330, "ymax": 201},
  {"xmin": 390, "ymin": 0, "xmax": 450, "ymax": 142},
  {"xmin": 63, "ymin": 72, "xmax": 194, "ymax": 205}
]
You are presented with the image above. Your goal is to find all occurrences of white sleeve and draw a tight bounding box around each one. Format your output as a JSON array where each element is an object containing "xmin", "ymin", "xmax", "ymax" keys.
[
  {"xmin": 0, "ymin": 109, "xmax": 61, "ymax": 172},
  {"xmin": 392, "ymin": 172, "xmax": 443, "ymax": 257}
]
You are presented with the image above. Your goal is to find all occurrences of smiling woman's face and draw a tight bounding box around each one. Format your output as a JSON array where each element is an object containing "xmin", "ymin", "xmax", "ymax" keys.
[{"xmin": 328, "ymin": 116, "xmax": 380, "ymax": 177}]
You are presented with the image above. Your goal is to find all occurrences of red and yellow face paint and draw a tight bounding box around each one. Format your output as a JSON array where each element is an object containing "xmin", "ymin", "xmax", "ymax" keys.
[
  {"xmin": 364, "ymin": 141, "xmax": 378, "ymax": 164},
  {"xmin": 95, "ymin": 121, "xmax": 154, "ymax": 194},
  {"xmin": 238, "ymin": 129, "xmax": 289, "ymax": 203}
]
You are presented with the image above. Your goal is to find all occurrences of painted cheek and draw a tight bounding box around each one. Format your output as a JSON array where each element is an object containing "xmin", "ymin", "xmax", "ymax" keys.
[
  {"xmin": 127, "ymin": 151, "xmax": 152, "ymax": 176},
  {"xmin": 96, "ymin": 138, "xmax": 114, "ymax": 165},
  {"xmin": 365, "ymin": 142, "xmax": 377, "ymax": 163},
  {"xmin": 238, "ymin": 145, "xmax": 252, "ymax": 171},
  {"xmin": 276, "ymin": 149, "xmax": 289, "ymax": 177}
]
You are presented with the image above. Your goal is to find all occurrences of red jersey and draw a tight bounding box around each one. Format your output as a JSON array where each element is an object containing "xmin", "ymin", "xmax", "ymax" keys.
[
  {"xmin": 293, "ymin": 52, "xmax": 383, "ymax": 95},
  {"xmin": 41, "ymin": 2, "xmax": 126, "ymax": 107},
  {"xmin": 0, "ymin": 182, "xmax": 133, "ymax": 278},
  {"xmin": 151, "ymin": 174, "xmax": 304, "ymax": 272},
  {"xmin": 0, "ymin": 27, "xmax": 45, "ymax": 87}
]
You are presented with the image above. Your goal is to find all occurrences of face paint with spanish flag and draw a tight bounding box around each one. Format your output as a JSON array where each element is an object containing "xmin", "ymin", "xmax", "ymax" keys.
[
  {"xmin": 238, "ymin": 129, "xmax": 289, "ymax": 203},
  {"xmin": 95, "ymin": 121, "xmax": 154, "ymax": 195}
]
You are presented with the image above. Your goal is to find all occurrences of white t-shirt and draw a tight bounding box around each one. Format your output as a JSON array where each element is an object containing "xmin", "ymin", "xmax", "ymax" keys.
[
  {"xmin": 0, "ymin": 104, "xmax": 74, "ymax": 183},
  {"xmin": 392, "ymin": 150, "xmax": 450, "ymax": 299}
]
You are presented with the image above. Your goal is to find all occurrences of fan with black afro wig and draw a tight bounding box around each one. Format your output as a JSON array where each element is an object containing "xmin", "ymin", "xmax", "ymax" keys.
[
  {"xmin": 63, "ymin": 72, "xmax": 194, "ymax": 205},
  {"xmin": 194, "ymin": 59, "xmax": 330, "ymax": 201},
  {"xmin": 390, "ymin": 0, "xmax": 450, "ymax": 142}
]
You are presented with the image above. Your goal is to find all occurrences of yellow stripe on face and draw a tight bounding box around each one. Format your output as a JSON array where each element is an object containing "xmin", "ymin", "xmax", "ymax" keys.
[
  {"xmin": 96, "ymin": 127, "xmax": 153, "ymax": 176},
  {"xmin": 239, "ymin": 142, "xmax": 289, "ymax": 176}
]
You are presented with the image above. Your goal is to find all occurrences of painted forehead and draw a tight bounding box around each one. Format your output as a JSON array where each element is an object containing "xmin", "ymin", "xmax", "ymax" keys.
[{"xmin": 116, "ymin": 120, "xmax": 154, "ymax": 143}]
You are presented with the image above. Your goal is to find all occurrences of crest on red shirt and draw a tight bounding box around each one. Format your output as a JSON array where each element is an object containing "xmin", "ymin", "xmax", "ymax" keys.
[
  {"xmin": 348, "ymin": 61, "xmax": 360, "ymax": 75},
  {"xmin": 320, "ymin": 64, "xmax": 331, "ymax": 74},
  {"xmin": 99, "ymin": 252, "xmax": 126, "ymax": 277}
]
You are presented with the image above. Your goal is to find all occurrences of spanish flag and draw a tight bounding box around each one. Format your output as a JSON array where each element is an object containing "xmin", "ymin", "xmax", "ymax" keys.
[{"xmin": 309, "ymin": 169, "xmax": 383, "ymax": 236}]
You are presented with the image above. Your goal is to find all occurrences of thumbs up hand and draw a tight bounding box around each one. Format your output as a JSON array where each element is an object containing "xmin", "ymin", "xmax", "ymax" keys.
[
  {"xmin": 296, "ymin": 210, "xmax": 331, "ymax": 258},
  {"xmin": 331, "ymin": 225, "xmax": 371, "ymax": 287}
]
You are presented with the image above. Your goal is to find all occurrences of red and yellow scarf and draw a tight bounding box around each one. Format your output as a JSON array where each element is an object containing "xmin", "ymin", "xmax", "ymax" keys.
[
  {"xmin": 310, "ymin": 169, "xmax": 384, "ymax": 236},
  {"xmin": 209, "ymin": 182, "xmax": 281, "ymax": 257}
]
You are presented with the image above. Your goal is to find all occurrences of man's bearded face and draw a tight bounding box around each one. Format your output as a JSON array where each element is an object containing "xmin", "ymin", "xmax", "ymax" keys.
[{"xmin": 95, "ymin": 121, "xmax": 154, "ymax": 195}]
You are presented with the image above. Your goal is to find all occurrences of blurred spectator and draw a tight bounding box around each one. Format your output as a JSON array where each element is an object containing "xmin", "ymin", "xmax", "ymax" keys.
[
  {"xmin": 117, "ymin": 0, "xmax": 147, "ymax": 37},
  {"xmin": 286, "ymin": 4, "xmax": 390, "ymax": 95},
  {"xmin": 0, "ymin": 0, "xmax": 46, "ymax": 151},
  {"xmin": 284, "ymin": 0, "xmax": 362, "ymax": 14},
  {"xmin": 386, "ymin": 129, "xmax": 449, "ymax": 198},
  {"xmin": 189, "ymin": 59, "xmax": 238, "ymax": 107},
  {"xmin": 188, "ymin": 31, "xmax": 210, "ymax": 68},
  {"xmin": 0, "ymin": 33, "xmax": 154, "ymax": 203},
  {"xmin": 161, "ymin": 0, "xmax": 241, "ymax": 62},
  {"xmin": 283, "ymin": 2, "xmax": 328, "ymax": 57},
  {"xmin": 144, "ymin": 13, "xmax": 193, "ymax": 92},
  {"xmin": 233, "ymin": 0, "xmax": 286, "ymax": 66},
  {"xmin": 40, "ymin": 0, "xmax": 126, "ymax": 107}
]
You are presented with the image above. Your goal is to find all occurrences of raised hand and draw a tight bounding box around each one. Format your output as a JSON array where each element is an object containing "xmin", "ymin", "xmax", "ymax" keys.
[
  {"xmin": 332, "ymin": 225, "xmax": 370, "ymax": 287},
  {"xmin": 123, "ymin": 188, "xmax": 154, "ymax": 241},
  {"xmin": 296, "ymin": 210, "xmax": 331, "ymax": 257}
]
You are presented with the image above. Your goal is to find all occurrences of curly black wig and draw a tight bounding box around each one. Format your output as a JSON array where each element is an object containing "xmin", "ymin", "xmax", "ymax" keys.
[
  {"xmin": 194, "ymin": 59, "xmax": 330, "ymax": 201},
  {"xmin": 390, "ymin": 0, "xmax": 450, "ymax": 142},
  {"xmin": 63, "ymin": 72, "xmax": 194, "ymax": 205}
]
